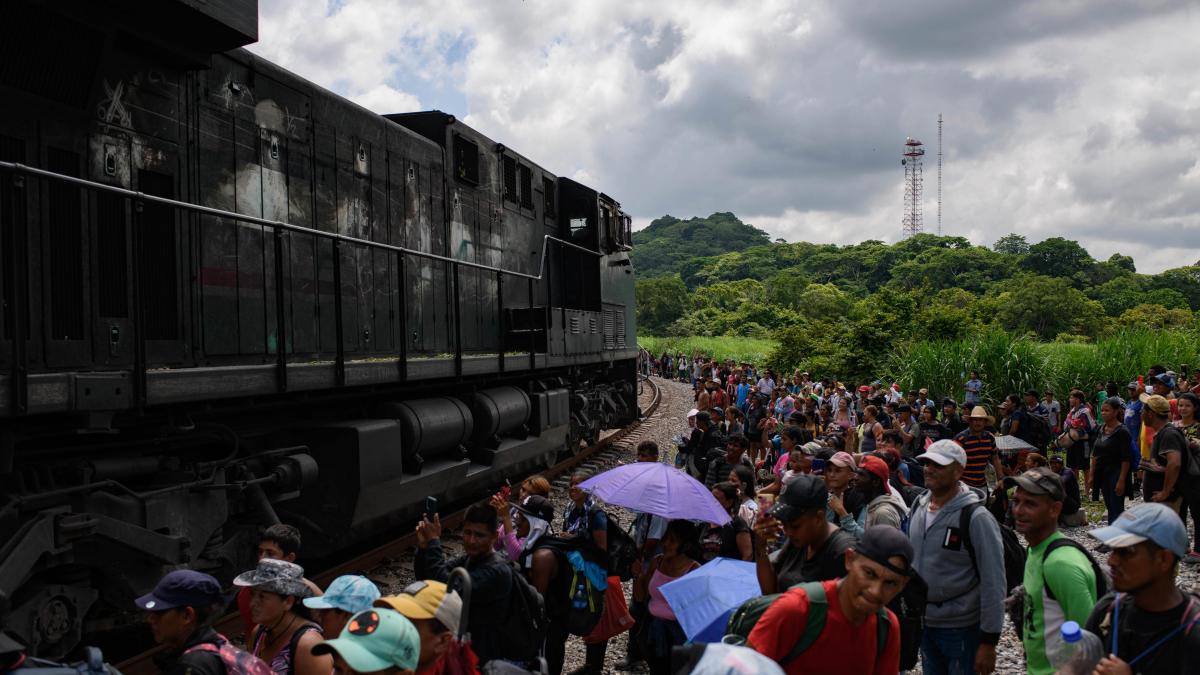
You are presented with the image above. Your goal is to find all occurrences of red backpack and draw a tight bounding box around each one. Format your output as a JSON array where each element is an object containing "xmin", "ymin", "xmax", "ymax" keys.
[{"xmin": 184, "ymin": 634, "xmax": 273, "ymax": 675}]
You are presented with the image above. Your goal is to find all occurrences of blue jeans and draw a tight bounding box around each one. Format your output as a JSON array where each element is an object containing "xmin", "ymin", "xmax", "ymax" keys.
[
  {"xmin": 921, "ymin": 625, "xmax": 980, "ymax": 675},
  {"xmin": 1100, "ymin": 470, "xmax": 1125, "ymax": 525}
]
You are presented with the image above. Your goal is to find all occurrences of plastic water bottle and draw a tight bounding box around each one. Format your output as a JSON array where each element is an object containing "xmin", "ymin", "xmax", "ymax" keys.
[
  {"xmin": 572, "ymin": 581, "xmax": 587, "ymax": 610},
  {"xmin": 1048, "ymin": 621, "xmax": 1103, "ymax": 675}
]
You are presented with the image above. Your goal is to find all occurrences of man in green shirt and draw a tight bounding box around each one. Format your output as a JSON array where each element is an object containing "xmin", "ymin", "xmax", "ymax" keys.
[{"xmin": 1004, "ymin": 467, "xmax": 1099, "ymax": 675}]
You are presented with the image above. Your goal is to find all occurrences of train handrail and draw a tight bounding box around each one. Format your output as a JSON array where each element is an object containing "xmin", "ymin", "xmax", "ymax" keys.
[
  {"xmin": 0, "ymin": 160, "xmax": 607, "ymax": 281},
  {"xmin": 0, "ymin": 159, "xmax": 630, "ymax": 414}
]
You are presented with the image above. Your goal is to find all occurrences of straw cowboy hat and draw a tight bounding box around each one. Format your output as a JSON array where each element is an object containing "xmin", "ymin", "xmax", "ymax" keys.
[{"xmin": 965, "ymin": 406, "xmax": 995, "ymax": 426}]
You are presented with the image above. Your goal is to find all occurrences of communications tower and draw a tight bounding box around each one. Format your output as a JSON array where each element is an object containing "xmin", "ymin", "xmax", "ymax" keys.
[
  {"xmin": 937, "ymin": 114, "xmax": 943, "ymax": 235},
  {"xmin": 901, "ymin": 137, "xmax": 924, "ymax": 238}
]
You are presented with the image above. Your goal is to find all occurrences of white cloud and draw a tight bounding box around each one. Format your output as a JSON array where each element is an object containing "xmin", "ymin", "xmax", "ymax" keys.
[
  {"xmin": 350, "ymin": 85, "xmax": 421, "ymax": 114},
  {"xmin": 251, "ymin": 0, "xmax": 1200, "ymax": 273}
]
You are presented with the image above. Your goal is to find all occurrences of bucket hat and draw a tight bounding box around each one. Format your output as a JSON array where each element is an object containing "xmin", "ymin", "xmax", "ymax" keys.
[{"xmin": 233, "ymin": 559, "xmax": 311, "ymax": 598}]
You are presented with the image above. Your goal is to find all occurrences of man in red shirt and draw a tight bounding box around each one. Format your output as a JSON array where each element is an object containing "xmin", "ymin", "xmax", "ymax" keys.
[{"xmin": 748, "ymin": 526, "xmax": 912, "ymax": 675}]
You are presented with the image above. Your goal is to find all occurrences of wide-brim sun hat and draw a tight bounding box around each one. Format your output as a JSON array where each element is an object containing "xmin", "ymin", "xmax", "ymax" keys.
[
  {"xmin": 964, "ymin": 405, "xmax": 994, "ymax": 426},
  {"xmin": 233, "ymin": 559, "xmax": 311, "ymax": 598}
]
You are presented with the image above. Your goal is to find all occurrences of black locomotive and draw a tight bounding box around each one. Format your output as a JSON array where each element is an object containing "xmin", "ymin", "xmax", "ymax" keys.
[{"xmin": 0, "ymin": 0, "xmax": 638, "ymax": 657}]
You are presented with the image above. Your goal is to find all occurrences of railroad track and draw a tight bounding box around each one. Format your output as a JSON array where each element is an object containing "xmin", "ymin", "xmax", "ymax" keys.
[{"xmin": 116, "ymin": 376, "xmax": 661, "ymax": 674}]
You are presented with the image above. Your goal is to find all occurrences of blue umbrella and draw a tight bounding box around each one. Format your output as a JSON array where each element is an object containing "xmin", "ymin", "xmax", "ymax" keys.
[
  {"xmin": 576, "ymin": 462, "xmax": 731, "ymax": 525},
  {"xmin": 659, "ymin": 557, "xmax": 761, "ymax": 643}
]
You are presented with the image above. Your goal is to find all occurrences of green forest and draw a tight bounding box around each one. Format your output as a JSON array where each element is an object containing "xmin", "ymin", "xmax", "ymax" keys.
[{"xmin": 632, "ymin": 212, "xmax": 1200, "ymax": 389}]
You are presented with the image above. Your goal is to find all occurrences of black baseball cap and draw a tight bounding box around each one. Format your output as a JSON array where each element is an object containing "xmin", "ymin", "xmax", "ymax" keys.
[
  {"xmin": 513, "ymin": 495, "xmax": 555, "ymax": 524},
  {"xmin": 767, "ymin": 474, "xmax": 827, "ymax": 523},
  {"xmin": 1002, "ymin": 467, "xmax": 1065, "ymax": 502},
  {"xmin": 135, "ymin": 570, "xmax": 224, "ymax": 611},
  {"xmin": 854, "ymin": 526, "xmax": 916, "ymax": 577}
]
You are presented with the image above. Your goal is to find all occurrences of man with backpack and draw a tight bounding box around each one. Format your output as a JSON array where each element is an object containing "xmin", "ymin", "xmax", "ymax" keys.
[
  {"xmin": 1085, "ymin": 503, "xmax": 1200, "ymax": 675},
  {"xmin": 1004, "ymin": 467, "xmax": 1100, "ymax": 675},
  {"xmin": 136, "ymin": 569, "xmax": 270, "ymax": 675},
  {"xmin": 704, "ymin": 434, "xmax": 754, "ymax": 489},
  {"xmin": 854, "ymin": 456, "xmax": 910, "ymax": 534},
  {"xmin": 1020, "ymin": 390, "xmax": 1052, "ymax": 450},
  {"xmin": 684, "ymin": 411, "xmax": 721, "ymax": 478},
  {"xmin": 414, "ymin": 504, "xmax": 516, "ymax": 666},
  {"xmin": 908, "ymin": 440, "xmax": 1006, "ymax": 675},
  {"xmin": 752, "ymin": 475, "xmax": 855, "ymax": 594},
  {"xmin": 1048, "ymin": 455, "xmax": 1086, "ymax": 526},
  {"xmin": 1141, "ymin": 394, "xmax": 1188, "ymax": 513},
  {"xmin": 745, "ymin": 526, "xmax": 909, "ymax": 674}
]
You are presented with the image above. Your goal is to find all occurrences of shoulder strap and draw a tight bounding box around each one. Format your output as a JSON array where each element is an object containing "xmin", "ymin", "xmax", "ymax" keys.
[
  {"xmin": 959, "ymin": 502, "xmax": 980, "ymax": 577},
  {"xmin": 875, "ymin": 609, "xmax": 891, "ymax": 664},
  {"xmin": 183, "ymin": 642, "xmax": 220, "ymax": 656},
  {"xmin": 285, "ymin": 624, "xmax": 320, "ymax": 675},
  {"xmin": 781, "ymin": 582, "xmax": 829, "ymax": 665},
  {"xmin": 1042, "ymin": 538, "xmax": 1103, "ymax": 602}
]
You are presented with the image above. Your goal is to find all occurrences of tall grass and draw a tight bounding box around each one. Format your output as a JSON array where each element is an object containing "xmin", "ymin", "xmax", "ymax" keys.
[
  {"xmin": 1046, "ymin": 329, "xmax": 1200, "ymax": 395},
  {"xmin": 638, "ymin": 335, "xmax": 779, "ymax": 364},
  {"xmin": 888, "ymin": 328, "xmax": 1200, "ymax": 408}
]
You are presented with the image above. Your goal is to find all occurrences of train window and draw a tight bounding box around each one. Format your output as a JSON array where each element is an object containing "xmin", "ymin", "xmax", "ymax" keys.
[
  {"xmin": 570, "ymin": 218, "xmax": 588, "ymax": 238},
  {"xmin": 502, "ymin": 155, "xmax": 517, "ymax": 203},
  {"xmin": 519, "ymin": 165, "xmax": 533, "ymax": 209},
  {"xmin": 453, "ymin": 135, "xmax": 479, "ymax": 185},
  {"xmin": 543, "ymin": 177, "xmax": 556, "ymax": 218},
  {"xmin": 602, "ymin": 206, "xmax": 616, "ymax": 250}
]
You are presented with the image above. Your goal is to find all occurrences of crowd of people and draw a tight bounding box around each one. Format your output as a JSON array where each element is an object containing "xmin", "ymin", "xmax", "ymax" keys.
[
  {"xmin": 11, "ymin": 358, "xmax": 1200, "ymax": 675},
  {"xmin": 634, "ymin": 356, "xmax": 1200, "ymax": 674}
]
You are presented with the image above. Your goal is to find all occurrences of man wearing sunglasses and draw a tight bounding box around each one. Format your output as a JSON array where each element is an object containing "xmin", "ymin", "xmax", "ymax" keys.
[{"xmin": 1086, "ymin": 503, "xmax": 1200, "ymax": 675}]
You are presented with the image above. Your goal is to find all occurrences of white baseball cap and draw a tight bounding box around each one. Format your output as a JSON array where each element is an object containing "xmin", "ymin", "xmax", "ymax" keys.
[{"xmin": 916, "ymin": 439, "xmax": 967, "ymax": 468}]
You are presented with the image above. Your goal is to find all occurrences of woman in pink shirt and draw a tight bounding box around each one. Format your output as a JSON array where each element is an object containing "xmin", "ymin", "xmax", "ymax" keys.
[{"xmin": 634, "ymin": 520, "xmax": 701, "ymax": 675}]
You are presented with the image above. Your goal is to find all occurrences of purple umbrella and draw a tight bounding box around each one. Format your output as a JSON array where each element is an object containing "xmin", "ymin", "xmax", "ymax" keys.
[{"xmin": 577, "ymin": 462, "xmax": 731, "ymax": 525}]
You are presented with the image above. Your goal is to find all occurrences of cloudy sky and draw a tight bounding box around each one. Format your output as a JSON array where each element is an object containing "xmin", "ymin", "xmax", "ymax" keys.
[{"xmin": 250, "ymin": 0, "xmax": 1200, "ymax": 273}]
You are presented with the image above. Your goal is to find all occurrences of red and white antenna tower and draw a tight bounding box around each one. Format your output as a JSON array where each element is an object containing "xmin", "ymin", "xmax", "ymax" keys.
[
  {"xmin": 937, "ymin": 114, "xmax": 943, "ymax": 235},
  {"xmin": 902, "ymin": 137, "xmax": 924, "ymax": 238}
]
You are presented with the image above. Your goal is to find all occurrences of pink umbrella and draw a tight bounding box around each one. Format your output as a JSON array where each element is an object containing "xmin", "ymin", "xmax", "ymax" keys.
[{"xmin": 577, "ymin": 462, "xmax": 731, "ymax": 525}]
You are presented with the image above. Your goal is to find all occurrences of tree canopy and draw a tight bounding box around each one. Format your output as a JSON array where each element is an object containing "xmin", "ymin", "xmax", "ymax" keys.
[{"xmin": 633, "ymin": 213, "xmax": 1200, "ymax": 380}]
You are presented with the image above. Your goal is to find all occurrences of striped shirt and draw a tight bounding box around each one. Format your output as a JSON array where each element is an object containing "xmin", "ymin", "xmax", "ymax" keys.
[{"xmin": 954, "ymin": 429, "xmax": 997, "ymax": 487}]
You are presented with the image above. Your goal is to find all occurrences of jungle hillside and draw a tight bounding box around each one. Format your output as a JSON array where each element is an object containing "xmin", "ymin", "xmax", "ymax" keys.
[{"xmin": 632, "ymin": 213, "xmax": 1200, "ymax": 391}]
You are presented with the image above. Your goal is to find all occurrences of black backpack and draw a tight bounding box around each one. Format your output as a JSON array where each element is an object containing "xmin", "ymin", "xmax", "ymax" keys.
[
  {"xmin": 1020, "ymin": 412, "xmax": 1052, "ymax": 450},
  {"xmin": 498, "ymin": 562, "xmax": 548, "ymax": 662},
  {"xmin": 888, "ymin": 572, "xmax": 928, "ymax": 672},
  {"xmin": 897, "ymin": 484, "xmax": 927, "ymax": 509},
  {"xmin": 901, "ymin": 457, "xmax": 925, "ymax": 488},
  {"xmin": 605, "ymin": 513, "xmax": 638, "ymax": 581},
  {"xmin": 960, "ymin": 503, "xmax": 1027, "ymax": 596}
]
